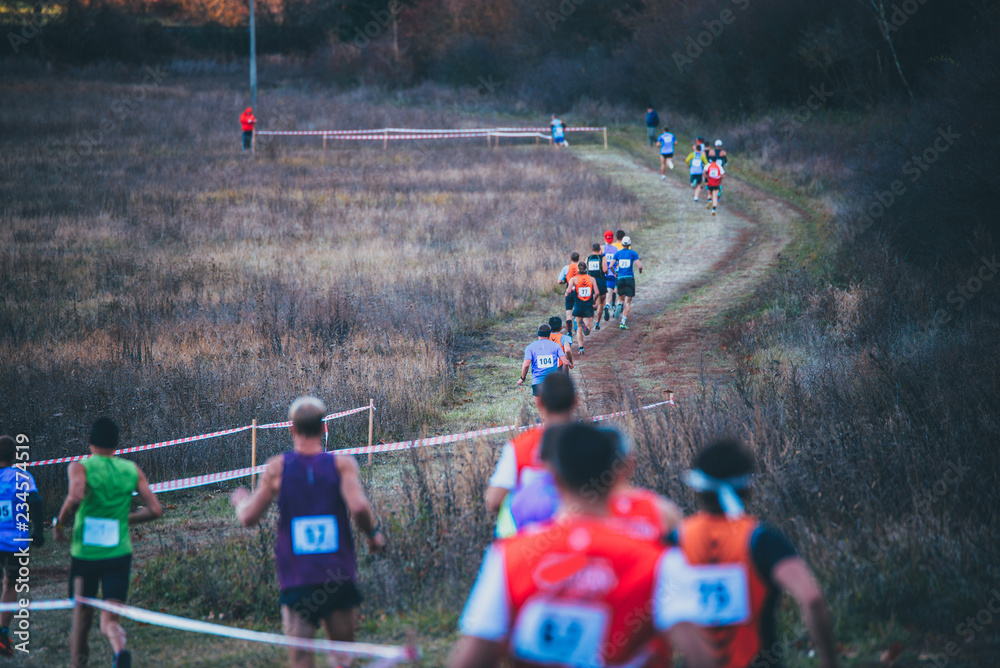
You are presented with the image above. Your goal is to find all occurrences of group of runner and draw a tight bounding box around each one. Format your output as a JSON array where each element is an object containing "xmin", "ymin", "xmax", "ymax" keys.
[
  {"xmin": 466, "ymin": 372, "xmax": 838, "ymax": 668},
  {"xmin": 655, "ymin": 129, "xmax": 729, "ymax": 215}
]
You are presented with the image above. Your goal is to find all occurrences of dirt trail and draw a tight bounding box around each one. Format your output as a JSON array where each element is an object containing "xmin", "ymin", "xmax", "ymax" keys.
[{"xmin": 553, "ymin": 147, "xmax": 802, "ymax": 410}]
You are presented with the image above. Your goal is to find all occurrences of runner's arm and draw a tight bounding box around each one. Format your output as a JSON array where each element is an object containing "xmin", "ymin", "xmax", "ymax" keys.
[
  {"xmin": 486, "ymin": 445, "xmax": 517, "ymax": 515},
  {"xmin": 128, "ymin": 465, "xmax": 163, "ymax": 525},
  {"xmin": 557, "ymin": 346, "xmax": 572, "ymax": 370},
  {"xmin": 27, "ymin": 491, "xmax": 45, "ymax": 546},
  {"xmin": 517, "ymin": 358, "xmax": 531, "ymax": 386},
  {"xmin": 666, "ymin": 623, "xmax": 716, "ymax": 668},
  {"xmin": 448, "ymin": 637, "xmax": 505, "ymax": 668},
  {"xmin": 772, "ymin": 557, "xmax": 837, "ymax": 668},
  {"xmin": 635, "ymin": 259, "xmax": 643, "ymax": 274},
  {"xmin": 231, "ymin": 454, "xmax": 282, "ymax": 527},
  {"xmin": 564, "ymin": 276, "xmax": 577, "ymax": 297},
  {"xmin": 56, "ymin": 462, "xmax": 86, "ymax": 527},
  {"xmin": 336, "ymin": 454, "xmax": 380, "ymax": 536}
]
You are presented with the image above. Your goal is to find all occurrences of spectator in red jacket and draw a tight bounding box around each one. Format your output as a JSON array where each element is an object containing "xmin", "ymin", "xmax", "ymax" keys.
[{"xmin": 240, "ymin": 107, "xmax": 256, "ymax": 151}]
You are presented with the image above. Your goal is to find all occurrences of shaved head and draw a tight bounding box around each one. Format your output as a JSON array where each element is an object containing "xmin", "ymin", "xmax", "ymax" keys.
[{"xmin": 289, "ymin": 396, "xmax": 326, "ymax": 437}]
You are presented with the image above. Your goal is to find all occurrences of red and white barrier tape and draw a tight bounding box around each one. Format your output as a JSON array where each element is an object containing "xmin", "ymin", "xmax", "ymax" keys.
[
  {"xmin": 76, "ymin": 597, "xmax": 417, "ymax": 662},
  {"xmin": 27, "ymin": 425, "xmax": 254, "ymax": 468},
  {"xmin": 0, "ymin": 598, "xmax": 75, "ymax": 611},
  {"xmin": 30, "ymin": 406, "xmax": 371, "ymax": 468},
  {"xmin": 147, "ymin": 398, "xmax": 676, "ymax": 494},
  {"xmin": 257, "ymin": 405, "xmax": 372, "ymax": 430},
  {"xmin": 256, "ymin": 126, "xmax": 606, "ymax": 137}
]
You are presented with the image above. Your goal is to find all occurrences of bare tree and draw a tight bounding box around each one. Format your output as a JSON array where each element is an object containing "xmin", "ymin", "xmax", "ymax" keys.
[{"xmin": 857, "ymin": 0, "xmax": 916, "ymax": 102}]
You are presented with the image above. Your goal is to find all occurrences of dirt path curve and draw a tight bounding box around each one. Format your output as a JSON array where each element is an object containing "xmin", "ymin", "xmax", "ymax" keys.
[
  {"xmin": 445, "ymin": 145, "xmax": 806, "ymax": 427},
  {"xmin": 561, "ymin": 146, "xmax": 802, "ymax": 411}
]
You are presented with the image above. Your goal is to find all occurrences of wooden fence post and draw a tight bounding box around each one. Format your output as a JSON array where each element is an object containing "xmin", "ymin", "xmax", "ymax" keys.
[
  {"xmin": 603, "ymin": 127, "xmax": 608, "ymax": 150},
  {"xmin": 367, "ymin": 398, "xmax": 374, "ymax": 465},
  {"xmin": 250, "ymin": 418, "xmax": 258, "ymax": 489},
  {"xmin": 383, "ymin": 130, "xmax": 388, "ymax": 150},
  {"xmin": 323, "ymin": 134, "xmax": 327, "ymax": 151}
]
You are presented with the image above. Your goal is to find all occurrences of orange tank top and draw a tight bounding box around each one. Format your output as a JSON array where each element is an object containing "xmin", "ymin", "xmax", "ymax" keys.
[
  {"xmin": 500, "ymin": 517, "xmax": 666, "ymax": 667},
  {"xmin": 575, "ymin": 275, "xmax": 595, "ymax": 303},
  {"xmin": 678, "ymin": 512, "xmax": 770, "ymax": 668}
]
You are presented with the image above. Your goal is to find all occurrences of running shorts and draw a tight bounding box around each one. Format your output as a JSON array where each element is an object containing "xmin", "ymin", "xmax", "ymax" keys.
[
  {"xmin": 281, "ymin": 581, "xmax": 363, "ymax": 628},
  {"xmin": 589, "ymin": 274, "xmax": 608, "ymax": 295},
  {"xmin": 68, "ymin": 554, "xmax": 132, "ymax": 601},
  {"xmin": 573, "ymin": 302, "xmax": 596, "ymax": 318},
  {"xmin": 660, "ymin": 152, "xmax": 674, "ymax": 158},
  {"xmin": 532, "ymin": 383, "xmax": 543, "ymax": 397},
  {"xmin": 617, "ymin": 277, "xmax": 636, "ymax": 298},
  {"xmin": 564, "ymin": 294, "xmax": 575, "ymax": 311},
  {"xmin": 0, "ymin": 552, "xmax": 19, "ymax": 581},
  {"xmin": 606, "ymin": 275, "xmax": 617, "ymax": 290},
  {"xmin": 690, "ymin": 174, "xmax": 703, "ymax": 186},
  {"xmin": 707, "ymin": 184, "xmax": 720, "ymax": 191}
]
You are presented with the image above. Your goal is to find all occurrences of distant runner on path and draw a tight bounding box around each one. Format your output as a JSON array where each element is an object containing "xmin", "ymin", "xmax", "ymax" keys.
[
  {"xmin": 586, "ymin": 243, "xmax": 609, "ymax": 331},
  {"xmin": 551, "ymin": 115, "xmax": 568, "ymax": 148},
  {"xmin": 231, "ymin": 397, "xmax": 385, "ymax": 668},
  {"xmin": 686, "ymin": 144, "xmax": 707, "ymax": 202},
  {"xmin": 518, "ymin": 324, "xmax": 568, "ymax": 410},
  {"xmin": 602, "ymin": 231, "xmax": 619, "ymax": 320},
  {"xmin": 645, "ymin": 106, "xmax": 661, "ymax": 146},
  {"xmin": 705, "ymin": 159, "xmax": 725, "ymax": 216},
  {"xmin": 560, "ymin": 251, "xmax": 581, "ymax": 334},
  {"xmin": 612, "ymin": 236, "xmax": 642, "ymax": 330},
  {"xmin": 658, "ymin": 126, "xmax": 676, "ymax": 177},
  {"xmin": 547, "ymin": 316, "xmax": 575, "ymax": 372},
  {"xmin": 565, "ymin": 263, "xmax": 597, "ymax": 355}
]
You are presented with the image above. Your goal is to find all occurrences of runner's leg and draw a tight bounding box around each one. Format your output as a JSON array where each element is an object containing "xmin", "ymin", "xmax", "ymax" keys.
[
  {"xmin": 99, "ymin": 608, "xmax": 127, "ymax": 656},
  {"xmin": 0, "ymin": 572, "xmax": 15, "ymax": 630},
  {"xmin": 283, "ymin": 604, "xmax": 320, "ymax": 668},
  {"xmin": 71, "ymin": 607, "xmax": 94, "ymax": 668},
  {"xmin": 320, "ymin": 608, "xmax": 359, "ymax": 667}
]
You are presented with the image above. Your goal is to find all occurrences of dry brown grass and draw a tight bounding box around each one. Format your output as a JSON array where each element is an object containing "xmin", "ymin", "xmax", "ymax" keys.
[{"xmin": 0, "ymin": 73, "xmax": 640, "ymax": 493}]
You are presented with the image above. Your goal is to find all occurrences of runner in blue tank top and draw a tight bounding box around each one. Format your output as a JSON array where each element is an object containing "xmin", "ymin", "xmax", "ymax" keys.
[
  {"xmin": 231, "ymin": 397, "xmax": 385, "ymax": 666},
  {"xmin": 657, "ymin": 126, "xmax": 676, "ymax": 178},
  {"xmin": 0, "ymin": 436, "xmax": 44, "ymax": 657}
]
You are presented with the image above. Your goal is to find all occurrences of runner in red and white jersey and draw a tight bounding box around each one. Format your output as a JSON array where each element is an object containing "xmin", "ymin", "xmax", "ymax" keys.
[
  {"xmin": 450, "ymin": 424, "xmax": 715, "ymax": 668},
  {"xmin": 485, "ymin": 374, "xmax": 577, "ymax": 537},
  {"xmin": 704, "ymin": 160, "xmax": 725, "ymax": 216}
]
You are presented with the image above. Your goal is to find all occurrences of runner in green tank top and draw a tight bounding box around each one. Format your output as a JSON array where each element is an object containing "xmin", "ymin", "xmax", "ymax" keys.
[{"xmin": 54, "ymin": 418, "xmax": 162, "ymax": 668}]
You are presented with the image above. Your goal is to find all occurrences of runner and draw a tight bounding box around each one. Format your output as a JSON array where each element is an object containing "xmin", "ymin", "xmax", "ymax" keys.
[
  {"xmin": 706, "ymin": 139, "xmax": 728, "ymax": 204},
  {"xmin": 611, "ymin": 236, "xmax": 642, "ymax": 330},
  {"xmin": 550, "ymin": 115, "xmax": 568, "ymax": 148},
  {"xmin": 676, "ymin": 438, "xmax": 837, "ymax": 668},
  {"xmin": 645, "ymin": 106, "xmax": 660, "ymax": 146},
  {"xmin": 565, "ymin": 263, "xmax": 597, "ymax": 356},
  {"xmin": 657, "ymin": 125, "xmax": 677, "ymax": 177},
  {"xmin": 0, "ymin": 435, "xmax": 44, "ymax": 657},
  {"xmin": 705, "ymin": 158, "xmax": 725, "ymax": 216},
  {"xmin": 54, "ymin": 417, "xmax": 163, "ymax": 668},
  {"xmin": 450, "ymin": 423, "xmax": 715, "ymax": 668},
  {"xmin": 614, "ymin": 229, "xmax": 626, "ymax": 251},
  {"xmin": 560, "ymin": 251, "xmax": 581, "ymax": 334},
  {"xmin": 517, "ymin": 324, "xmax": 569, "ymax": 411},
  {"xmin": 547, "ymin": 316, "xmax": 575, "ymax": 372},
  {"xmin": 602, "ymin": 429, "xmax": 683, "ymax": 542},
  {"xmin": 230, "ymin": 397, "xmax": 385, "ymax": 668},
  {"xmin": 611, "ymin": 231, "xmax": 627, "ymax": 318},
  {"xmin": 240, "ymin": 106, "xmax": 256, "ymax": 151},
  {"xmin": 586, "ymin": 243, "xmax": 609, "ymax": 331},
  {"xmin": 485, "ymin": 373, "xmax": 577, "ymax": 538},
  {"xmin": 686, "ymin": 143, "xmax": 707, "ymax": 202},
  {"xmin": 602, "ymin": 230, "xmax": 619, "ymax": 320}
]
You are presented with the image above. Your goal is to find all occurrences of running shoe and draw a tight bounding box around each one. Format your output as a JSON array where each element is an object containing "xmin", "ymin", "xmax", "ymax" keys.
[
  {"xmin": 693, "ymin": 196, "xmax": 699, "ymax": 202},
  {"xmin": 712, "ymin": 208, "xmax": 717, "ymax": 216},
  {"xmin": 0, "ymin": 629, "xmax": 13, "ymax": 657},
  {"xmin": 615, "ymin": 304, "xmax": 624, "ymax": 319},
  {"xmin": 707, "ymin": 200, "xmax": 713, "ymax": 210},
  {"xmin": 595, "ymin": 322, "xmax": 601, "ymax": 331},
  {"xmin": 579, "ymin": 347, "xmax": 584, "ymax": 355},
  {"xmin": 660, "ymin": 175, "xmax": 666, "ymax": 181},
  {"xmin": 114, "ymin": 650, "xmax": 132, "ymax": 668},
  {"xmin": 620, "ymin": 322, "xmax": 628, "ymax": 330},
  {"xmin": 603, "ymin": 305, "xmax": 610, "ymax": 321},
  {"xmin": 582, "ymin": 323, "xmax": 590, "ymax": 336}
]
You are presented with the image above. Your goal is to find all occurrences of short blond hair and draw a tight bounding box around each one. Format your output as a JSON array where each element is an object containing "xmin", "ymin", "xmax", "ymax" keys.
[{"xmin": 288, "ymin": 396, "xmax": 326, "ymax": 437}]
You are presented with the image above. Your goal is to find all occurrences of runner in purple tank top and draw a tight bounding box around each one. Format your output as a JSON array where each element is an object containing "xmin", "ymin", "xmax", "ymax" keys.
[{"xmin": 230, "ymin": 397, "xmax": 385, "ymax": 668}]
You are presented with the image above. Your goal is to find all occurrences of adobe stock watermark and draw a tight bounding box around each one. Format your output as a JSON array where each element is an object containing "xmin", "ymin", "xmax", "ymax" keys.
[
  {"xmin": 779, "ymin": 85, "xmax": 834, "ymax": 138},
  {"xmin": 342, "ymin": 0, "xmax": 403, "ymax": 62},
  {"xmin": 917, "ymin": 253, "xmax": 998, "ymax": 339},
  {"xmin": 672, "ymin": 0, "xmax": 751, "ymax": 72},
  {"xmin": 922, "ymin": 588, "xmax": 1000, "ymax": 667},
  {"xmin": 546, "ymin": 0, "xmax": 587, "ymax": 31},
  {"xmin": 46, "ymin": 66, "xmax": 168, "ymax": 180},
  {"xmin": 844, "ymin": 126, "xmax": 960, "ymax": 243},
  {"xmin": 878, "ymin": 0, "xmax": 932, "ymax": 37}
]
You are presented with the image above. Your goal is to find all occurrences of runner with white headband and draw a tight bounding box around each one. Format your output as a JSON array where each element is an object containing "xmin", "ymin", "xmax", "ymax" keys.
[{"xmin": 674, "ymin": 438, "xmax": 838, "ymax": 668}]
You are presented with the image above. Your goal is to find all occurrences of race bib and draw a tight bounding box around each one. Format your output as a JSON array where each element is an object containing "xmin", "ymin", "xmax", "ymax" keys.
[
  {"xmin": 0, "ymin": 501, "xmax": 10, "ymax": 522},
  {"xmin": 667, "ymin": 563, "xmax": 751, "ymax": 626},
  {"xmin": 578, "ymin": 286, "xmax": 592, "ymax": 299},
  {"xmin": 587, "ymin": 259, "xmax": 600, "ymax": 272},
  {"xmin": 537, "ymin": 354, "xmax": 556, "ymax": 369},
  {"xmin": 511, "ymin": 599, "xmax": 607, "ymax": 667},
  {"xmin": 618, "ymin": 259, "xmax": 631, "ymax": 270},
  {"xmin": 292, "ymin": 515, "xmax": 339, "ymax": 555},
  {"xmin": 82, "ymin": 517, "xmax": 120, "ymax": 548}
]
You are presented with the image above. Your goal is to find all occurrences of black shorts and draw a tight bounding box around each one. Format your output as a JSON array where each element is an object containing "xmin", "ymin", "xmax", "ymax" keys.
[
  {"xmin": 707, "ymin": 184, "xmax": 720, "ymax": 191},
  {"xmin": 617, "ymin": 277, "xmax": 636, "ymax": 298},
  {"xmin": 69, "ymin": 554, "xmax": 132, "ymax": 601},
  {"xmin": 280, "ymin": 580, "xmax": 362, "ymax": 628},
  {"xmin": 532, "ymin": 383, "xmax": 543, "ymax": 396},
  {"xmin": 660, "ymin": 152, "xmax": 674, "ymax": 158},
  {"xmin": 690, "ymin": 174, "xmax": 703, "ymax": 186},
  {"xmin": 564, "ymin": 294, "xmax": 575, "ymax": 311},
  {"xmin": 0, "ymin": 552, "xmax": 20, "ymax": 582},
  {"xmin": 573, "ymin": 302, "xmax": 595, "ymax": 318},
  {"xmin": 589, "ymin": 274, "xmax": 608, "ymax": 295}
]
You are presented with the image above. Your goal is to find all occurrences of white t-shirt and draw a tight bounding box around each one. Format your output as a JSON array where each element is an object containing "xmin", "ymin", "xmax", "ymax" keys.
[{"xmin": 488, "ymin": 444, "xmax": 518, "ymax": 490}]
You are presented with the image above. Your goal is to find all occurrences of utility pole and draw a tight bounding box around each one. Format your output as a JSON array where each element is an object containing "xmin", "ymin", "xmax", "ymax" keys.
[{"xmin": 249, "ymin": 0, "xmax": 257, "ymax": 108}]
